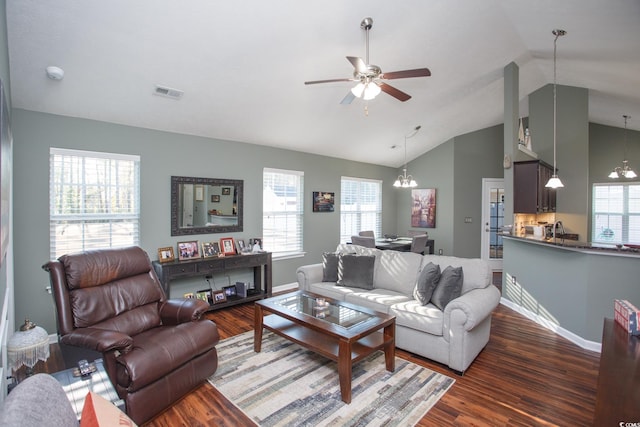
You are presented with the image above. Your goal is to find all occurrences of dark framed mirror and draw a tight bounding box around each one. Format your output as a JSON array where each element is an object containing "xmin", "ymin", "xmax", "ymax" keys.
[{"xmin": 171, "ymin": 176, "xmax": 243, "ymax": 236}]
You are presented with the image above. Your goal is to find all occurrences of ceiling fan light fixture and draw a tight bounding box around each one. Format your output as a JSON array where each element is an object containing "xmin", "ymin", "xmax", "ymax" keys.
[
  {"xmin": 362, "ymin": 82, "xmax": 381, "ymax": 100},
  {"xmin": 351, "ymin": 82, "xmax": 365, "ymax": 98}
]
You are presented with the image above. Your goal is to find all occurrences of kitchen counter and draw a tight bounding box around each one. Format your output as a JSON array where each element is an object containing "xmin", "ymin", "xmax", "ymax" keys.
[{"xmin": 503, "ymin": 235, "xmax": 640, "ymax": 258}]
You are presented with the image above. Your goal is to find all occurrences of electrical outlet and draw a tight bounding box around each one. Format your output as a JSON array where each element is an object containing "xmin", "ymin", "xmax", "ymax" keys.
[
  {"xmin": 438, "ymin": 249, "xmax": 443, "ymax": 255},
  {"xmin": 464, "ymin": 217, "xmax": 472, "ymax": 223},
  {"xmin": 205, "ymin": 275, "xmax": 212, "ymax": 280}
]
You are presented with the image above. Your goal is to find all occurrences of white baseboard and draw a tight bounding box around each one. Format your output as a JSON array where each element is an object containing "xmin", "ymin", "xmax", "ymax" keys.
[
  {"xmin": 500, "ymin": 297, "xmax": 602, "ymax": 353},
  {"xmin": 273, "ymin": 283, "xmax": 298, "ymax": 294}
]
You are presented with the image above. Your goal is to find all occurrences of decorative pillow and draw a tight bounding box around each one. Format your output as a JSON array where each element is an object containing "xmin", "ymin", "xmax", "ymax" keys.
[
  {"xmin": 430, "ymin": 265, "xmax": 464, "ymax": 310},
  {"xmin": 80, "ymin": 391, "xmax": 137, "ymax": 427},
  {"xmin": 337, "ymin": 254, "xmax": 375, "ymax": 290},
  {"xmin": 413, "ymin": 262, "xmax": 441, "ymax": 305},
  {"xmin": 322, "ymin": 252, "xmax": 339, "ymax": 282}
]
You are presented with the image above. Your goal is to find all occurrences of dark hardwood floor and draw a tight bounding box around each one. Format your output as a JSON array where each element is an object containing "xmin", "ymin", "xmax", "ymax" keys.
[{"xmin": 32, "ymin": 279, "xmax": 601, "ymax": 426}]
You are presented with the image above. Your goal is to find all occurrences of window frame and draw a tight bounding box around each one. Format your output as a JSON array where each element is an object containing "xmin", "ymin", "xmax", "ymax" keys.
[
  {"xmin": 592, "ymin": 182, "xmax": 640, "ymax": 244},
  {"xmin": 339, "ymin": 176, "xmax": 382, "ymax": 243},
  {"xmin": 49, "ymin": 147, "xmax": 141, "ymax": 259}
]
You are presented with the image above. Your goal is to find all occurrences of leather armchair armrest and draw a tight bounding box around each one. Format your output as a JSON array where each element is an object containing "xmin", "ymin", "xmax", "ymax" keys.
[
  {"xmin": 159, "ymin": 298, "xmax": 210, "ymax": 325},
  {"xmin": 60, "ymin": 327, "xmax": 133, "ymax": 353}
]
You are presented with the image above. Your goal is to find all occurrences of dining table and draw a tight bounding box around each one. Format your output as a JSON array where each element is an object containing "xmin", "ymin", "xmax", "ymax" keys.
[{"xmin": 374, "ymin": 237, "xmax": 435, "ymax": 254}]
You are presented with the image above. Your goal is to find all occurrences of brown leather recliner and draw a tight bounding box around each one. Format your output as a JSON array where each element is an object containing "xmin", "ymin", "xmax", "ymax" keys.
[{"xmin": 43, "ymin": 246, "xmax": 220, "ymax": 425}]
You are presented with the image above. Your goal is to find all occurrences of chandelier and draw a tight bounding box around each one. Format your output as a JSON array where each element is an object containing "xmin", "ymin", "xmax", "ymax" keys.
[
  {"xmin": 545, "ymin": 29, "xmax": 566, "ymax": 189},
  {"xmin": 608, "ymin": 115, "xmax": 637, "ymax": 179},
  {"xmin": 393, "ymin": 125, "xmax": 421, "ymax": 188}
]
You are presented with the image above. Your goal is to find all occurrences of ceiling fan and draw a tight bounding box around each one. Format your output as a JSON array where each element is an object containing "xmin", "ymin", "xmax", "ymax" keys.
[{"xmin": 304, "ymin": 17, "xmax": 431, "ymax": 104}]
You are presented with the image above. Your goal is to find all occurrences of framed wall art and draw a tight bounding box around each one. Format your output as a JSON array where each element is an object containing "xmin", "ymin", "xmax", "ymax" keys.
[
  {"xmin": 312, "ymin": 191, "xmax": 335, "ymax": 212},
  {"xmin": 222, "ymin": 187, "xmax": 231, "ymax": 195},
  {"xmin": 177, "ymin": 240, "xmax": 200, "ymax": 260},
  {"xmin": 411, "ymin": 188, "xmax": 437, "ymax": 228},
  {"xmin": 211, "ymin": 195, "xmax": 220, "ymax": 203}
]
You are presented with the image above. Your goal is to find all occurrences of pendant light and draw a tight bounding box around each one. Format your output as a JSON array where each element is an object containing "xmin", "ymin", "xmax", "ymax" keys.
[
  {"xmin": 608, "ymin": 115, "xmax": 637, "ymax": 179},
  {"xmin": 545, "ymin": 29, "xmax": 566, "ymax": 189},
  {"xmin": 393, "ymin": 125, "xmax": 421, "ymax": 188}
]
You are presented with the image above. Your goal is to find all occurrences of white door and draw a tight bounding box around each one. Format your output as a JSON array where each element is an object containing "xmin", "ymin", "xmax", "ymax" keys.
[
  {"xmin": 481, "ymin": 178, "xmax": 504, "ymax": 271},
  {"xmin": 182, "ymin": 184, "xmax": 194, "ymax": 227}
]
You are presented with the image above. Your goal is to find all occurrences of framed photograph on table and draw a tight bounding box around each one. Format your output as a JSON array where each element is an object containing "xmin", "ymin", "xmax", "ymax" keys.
[
  {"xmin": 236, "ymin": 239, "xmax": 245, "ymax": 253},
  {"xmin": 219, "ymin": 237, "xmax": 236, "ymax": 256},
  {"xmin": 201, "ymin": 242, "xmax": 219, "ymax": 258},
  {"xmin": 157, "ymin": 247, "xmax": 175, "ymax": 263},
  {"xmin": 212, "ymin": 290, "xmax": 227, "ymax": 304},
  {"xmin": 177, "ymin": 240, "xmax": 200, "ymax": 260}
]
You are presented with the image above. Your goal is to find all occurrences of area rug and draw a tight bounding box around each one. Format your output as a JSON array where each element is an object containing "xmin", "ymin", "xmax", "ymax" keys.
[{"xmin": 208, "ymin": 331, "xmax": 454, "ymax": 427}]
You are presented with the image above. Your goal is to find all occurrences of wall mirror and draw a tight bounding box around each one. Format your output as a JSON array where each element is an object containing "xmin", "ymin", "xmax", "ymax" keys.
[{"xmin": 171, "ymin": 176, "xmax": 243, "ymax": 236}]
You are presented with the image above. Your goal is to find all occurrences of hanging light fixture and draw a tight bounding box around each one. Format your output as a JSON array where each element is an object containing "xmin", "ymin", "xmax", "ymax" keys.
[
  {"xmin": 545, "ymin": 29, "xmax": 566, "ymax": 189},
  {"xmin": 393, "ymin": 125, "xmax": 421, "ymax": 188},
  {"xmin": 608, "ymin": 115, "xmax": 637, "ymax": 179}
]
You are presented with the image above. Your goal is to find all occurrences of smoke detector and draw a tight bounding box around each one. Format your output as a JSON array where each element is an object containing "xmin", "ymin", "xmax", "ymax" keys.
[
  {"xmin": 153, "ymin": 85, "xmax": 184, "ymax": 100},
  {"xmin": 46, "ymin": 66, "xmax": 64, "ymax": 80}
]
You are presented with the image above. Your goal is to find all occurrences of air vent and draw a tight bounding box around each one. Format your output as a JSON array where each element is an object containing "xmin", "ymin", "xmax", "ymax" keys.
[{"xmin": 153, "ymin": 85, "xmax": 184, "ymax": 100}]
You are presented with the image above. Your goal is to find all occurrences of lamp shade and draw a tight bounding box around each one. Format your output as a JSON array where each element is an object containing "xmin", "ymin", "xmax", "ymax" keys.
[{"xmin": 7, "ymin": 319, "xmax": 49, "ymax": 371}]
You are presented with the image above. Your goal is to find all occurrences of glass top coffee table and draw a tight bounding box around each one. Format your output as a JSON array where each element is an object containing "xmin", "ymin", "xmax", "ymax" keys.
[{"xmin": 254, "ymin": 291, "xmax": 395, "ymax": 404}]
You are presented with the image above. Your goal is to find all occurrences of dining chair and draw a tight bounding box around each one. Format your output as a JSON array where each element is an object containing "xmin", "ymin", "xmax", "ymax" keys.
[
  {"xmin": 410, "ymin": 234, "xmax": 429, "ymax": 254},
  {"xmin": 351, "ymin": 235, "xmax": 376, "ymax": 248},
  {"xmin": 407, "ymin": 230, "xmax": 428, "ymax": 238},
  {"xmin": 358, "ymin": 230, "xmax": 375, "ymax": 238}
]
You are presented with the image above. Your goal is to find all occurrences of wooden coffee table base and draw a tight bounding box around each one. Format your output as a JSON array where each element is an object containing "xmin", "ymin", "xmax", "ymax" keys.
[{"xmin": 254, "ymin": 303, "xmax": 395, "ymax": 404}]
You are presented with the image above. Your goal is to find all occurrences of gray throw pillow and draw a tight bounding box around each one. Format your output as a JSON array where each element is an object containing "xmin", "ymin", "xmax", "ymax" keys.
[
  {"xmin": 337, "ymin": 254, "xmax": 375, "ymax": 289},
  {"xmin": 413, "ymin": 262, "xmax": 441, "ymax": 305},
  {"xmin": 430, "ymin": 265, "xmax": 464, "ymax": 310},
  {"xmin": 322, "ymin": 252, "xmax": 339, "ymax": 282}
]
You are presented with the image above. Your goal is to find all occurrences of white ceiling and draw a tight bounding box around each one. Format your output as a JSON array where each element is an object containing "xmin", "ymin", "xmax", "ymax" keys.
[{"xmin": 5, "ymin": 0, "xmax": 640, "ymax": 167}]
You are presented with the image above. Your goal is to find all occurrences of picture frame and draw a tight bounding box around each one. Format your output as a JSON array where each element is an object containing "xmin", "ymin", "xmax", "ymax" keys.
[
  {"xmin": 201, "ymin": 241, "xmax": 220, "ymax": 258},
  {"xmin": 177, "ymin": 240, "xmax": 201, "ymax": 260},
  {"xmin": 222, "ymin": 187, "xmax": 231, "ymax": 195},
  {"xmin": 235, "ymin": 238, "xmax": 245, "ymax": 253},
  {"xmin": 250, "ymin": 238, "xmax": 263, "ymax": 251},
  {"xmin": 212, "ymin": 290, "xmax": 227, "ymax": 304},
  {"xmin": 411, "ymin": 188, "xmax": 437, "ymax": 228},
  {"xmin": 195, "ymin": 185, "xmax": 204, "ymax": 201},
  {"xmin": 196, "ymin": 289, "xmax": 212, "ymax": 305},
  {"xmin": 211, "ymin": 194, "xmax": 220, "ymax": 203},
  {"xmin": 312, "ymin": 191, "xmax": 335, "ymax": 212},
  {"xmin": 183, "ymin": 292, "xmax": 195, "ymax": 299},
  {"xmin": 222, "ymin": 285, "xmax": 237, "ymax": 297},
  {"xmin": 157, "ymin": 246, "xmax": 175, "ymax": 263},
  {"xmin": 219, "ymin": 237, "xmax": 236, "ymax": 256}
]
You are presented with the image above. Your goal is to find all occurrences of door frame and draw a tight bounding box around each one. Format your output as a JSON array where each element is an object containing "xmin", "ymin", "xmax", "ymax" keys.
[{"xmin": 481, "ymin": 178, "xmax": 504, "ymax": 271}]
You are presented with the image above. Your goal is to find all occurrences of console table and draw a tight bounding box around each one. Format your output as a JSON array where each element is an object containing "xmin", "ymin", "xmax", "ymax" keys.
[
  {"xmin": 593, "ymin": 318, "xmax": 640, "ymax": 424},
  {"xmin": 152, "ymin": 252, "xmax": 272, "ymax": 311}
]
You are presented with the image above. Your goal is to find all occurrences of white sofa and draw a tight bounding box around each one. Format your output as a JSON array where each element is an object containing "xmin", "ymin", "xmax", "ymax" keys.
[{"xmin": 296, "ymin": 244, "xmax": 501, "ymax": 372}]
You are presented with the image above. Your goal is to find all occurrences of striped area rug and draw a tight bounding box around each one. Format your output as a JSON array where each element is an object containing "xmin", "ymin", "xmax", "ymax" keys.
[{"xmin": 208, "ymin": 331, "xmax": 454, "ymax": 427}]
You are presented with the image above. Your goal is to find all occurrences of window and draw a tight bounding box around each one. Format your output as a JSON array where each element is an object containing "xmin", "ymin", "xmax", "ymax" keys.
[
  {"xmin": 50, "ymin": 148, "xmax": 140, "ymax": 259},
  {"xmin": 263, "ymin": 168, "xmax": 304, "ymax": 256},
  {"xmin": 340, "ymin": 177, "xmax": 382, "ymax": 243},
  {"xmin": 592, "ymin": 183, "xmax": 640, "ymax": 244}
]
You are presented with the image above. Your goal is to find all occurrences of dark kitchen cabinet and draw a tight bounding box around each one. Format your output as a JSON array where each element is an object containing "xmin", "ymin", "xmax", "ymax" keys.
[{"xmin": 513, "ymin": 160, "xmax": 556, "ymax": 213}]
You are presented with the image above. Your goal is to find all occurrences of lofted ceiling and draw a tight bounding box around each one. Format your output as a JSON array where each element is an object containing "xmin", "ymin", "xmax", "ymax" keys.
[{"xmin": 5, "ymin": 0, "xmax": 640, "ymax": 167}]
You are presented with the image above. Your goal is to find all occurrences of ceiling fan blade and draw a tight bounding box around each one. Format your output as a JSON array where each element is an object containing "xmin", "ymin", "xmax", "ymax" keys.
[
  {"xmin": 382, "ymin": 68, "xmax": 431, "ymax": 80},
  {"xmin": 304, "ymin": 78, "xmax": 353, "ymax": 85},
  {"xmin": 379, "ymin": 82, "xmax": 411, "ymax": 102},
  {"xmin": 340, "ymin": 91, "xmax": 356, "ymax": 105},
  {"xmin": 346, "ymin": 56, "xmax": 367, "ymax": 73}
]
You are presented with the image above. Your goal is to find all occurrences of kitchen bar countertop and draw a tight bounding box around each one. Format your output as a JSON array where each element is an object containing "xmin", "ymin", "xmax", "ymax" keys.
[{"xmin": 503, "ymin": 235, "xmax": 640, "ymax": 258}]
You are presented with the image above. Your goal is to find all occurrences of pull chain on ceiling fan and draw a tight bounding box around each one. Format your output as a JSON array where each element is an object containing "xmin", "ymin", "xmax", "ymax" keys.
[{"xmin": 304, "ymin": 17, "xmax": 431, "ymax": 105}]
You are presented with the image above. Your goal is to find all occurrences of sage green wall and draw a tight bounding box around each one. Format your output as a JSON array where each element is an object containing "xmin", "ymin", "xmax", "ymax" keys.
[
  {"xmin": 529, "ymin": 84, "xmax": 589, "ymax": 237},
  {"xmin": 395, "ymin": 140, "xmax": 454, "ymax": 256},
  {"xmin": 453, "ymin": 125, "xmax": 504, "ymax": 258},
  {"xmin": 11, "ymin": 109, "xmax": 400, "ymax": 333}
]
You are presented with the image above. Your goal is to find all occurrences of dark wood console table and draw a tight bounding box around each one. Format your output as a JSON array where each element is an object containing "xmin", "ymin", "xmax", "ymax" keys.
[
  {"xmin": 593, "ymin": 318, "xmax": 640, "ymax": 424},
  {"xmin": 152, "ymin": 252, "xmax": 272, "ymax": 311}
]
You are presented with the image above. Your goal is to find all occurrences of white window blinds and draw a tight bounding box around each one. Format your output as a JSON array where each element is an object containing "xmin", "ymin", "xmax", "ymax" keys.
[
  {"xmin": 49, "ymin": 148, "xmax": 140, "ymax": 259},
  {"xmin": 263, "ymin": 168, "xmax": 304, "ymax": 255},
  {"xmin": 592, "ymin": 183, "xmax": 640, "ymax": 244},
  {"xmin": 340, "ymin": 176, "xmax": 382, "ymax": 243}
]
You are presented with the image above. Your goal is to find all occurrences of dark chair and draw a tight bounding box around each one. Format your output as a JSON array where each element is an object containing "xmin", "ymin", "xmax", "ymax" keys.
[
  {"xmin": 358, "ymin": 230, "xmax": 375, "ymax": 238},
  {"xmin": 43, "ymin": 246, "xmax": 220, "ymax": 425},
  {"xmin": 410, "ymin": 234, "xmax": 430, "ymax": 254},
  {"xmin": 351, "ymin": 235, "xmax": 376, "ymax": 248}
]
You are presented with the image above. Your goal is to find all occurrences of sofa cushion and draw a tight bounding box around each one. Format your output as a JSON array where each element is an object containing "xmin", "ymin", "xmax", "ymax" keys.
[
  {"xmin": 308, "ymin": 282, "xmax": 356, "ymax": 301},
  {"xmin": 81, "ymin": 391, "xmax": 137, "ymax": 427},
  {"xmin": 413, "ymin": 262, "xmax": 441, "ymax": 305},
  {"xmin": 390, "ymin": 300, "xmax": 444, "ymax": 336},
  {"xmin": 374, "ymin": 250, "xmax": 423, "ymax": 297},
  {"xmin": 430, "ymin": 266, "xmax": 464, "ymax": 310},
  {"xmin": 337, "ymin": 254, "xmax": 375, "ymax": 290},
  {"xmin": 344, "ymin": 289, "xmax": 411, "ymax": 314},
  {"xmin": 421, "ymin": 255, "xmax": 490, "ymax": 294},
  {"xmin": 322, "ymin": 252, "xmax": 339, "ymax": 282}
]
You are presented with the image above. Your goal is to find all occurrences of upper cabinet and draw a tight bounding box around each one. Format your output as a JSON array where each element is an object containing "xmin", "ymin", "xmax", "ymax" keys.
[{"xmin": 513, "ymin": 160, "xmax": 556, "ymax": 214}]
